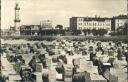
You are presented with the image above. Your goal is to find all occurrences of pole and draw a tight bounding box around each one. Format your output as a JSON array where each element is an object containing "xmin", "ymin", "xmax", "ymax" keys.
[
  {"xmin": 0, "ymin": 0, "xmax": 1, "ymax": 75},
  {"xmin": 127, "ymin": 1, "xmax": 128, "ymax": 81},
  {"xmin": 127, "ymin": 62, "xmax": 128, "ymax": 82},
  {"xmin": 127, "ymin": 0, "xmax": 128, "ymax": 16},
  {"xmin": 127, "ymin": 0, "xmax": 128, "ymax": 35}
]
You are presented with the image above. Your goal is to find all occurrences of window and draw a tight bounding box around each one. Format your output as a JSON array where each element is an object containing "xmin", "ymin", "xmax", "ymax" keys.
[
  {"xmin": 93, "ymin": 23, "xmax": 95, "ymax": 26},
  {"xmin": 118, "ymin": 19, "xmax": 119, "ymax": 22},
  {"xmin": 95, "ymin": 23, "xmax": 96, "ymax": 26},
  {"xmin": 103, "ymin": 23, "xmax": 104, "ymax": 26},
  {"xmin": 81, "ymin": 18, "xmax": 83, "ymax": 21},
  {"xmin": 117, "ymin": 23, "xmax": 119, "ymax": 27},
  {"xmin": 85, "ymin": 23, "xmax": 86, "ymax": 26},
  {"xmin": 93, "ymin": 23, "xmax": 96, "ymax": 26},
  {"xmin": 65, "ymin": 75, "xmax": 72, "ymax": 78},
  {"xmin": 107, "ymin": 24, "xmax": 110, "ymax": 26},
  {"xmin": 101, "ymin": 23, "xmax": 102, "ymax": 26},
  {"xmin": 79, "ymin": 18, "xmax": 83, "ymax": 21},
  {"xmin": 89, "ymin": 23, "xmax": 91, "ymax": 26}
]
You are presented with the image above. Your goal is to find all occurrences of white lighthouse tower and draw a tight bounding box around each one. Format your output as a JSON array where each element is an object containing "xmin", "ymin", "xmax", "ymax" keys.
[{"xmin": 14, "ymin": 2, "xmax": 21, "ymax": 35}]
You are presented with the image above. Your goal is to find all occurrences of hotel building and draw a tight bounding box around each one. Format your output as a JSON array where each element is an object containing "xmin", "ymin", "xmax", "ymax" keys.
[
  {"xmin": 70, "ymin": 15, "xmax": 128, "ymax": 31},
  {"xmin": 70, "ymin": 17, "xmax": 111, "ymax": 31}
]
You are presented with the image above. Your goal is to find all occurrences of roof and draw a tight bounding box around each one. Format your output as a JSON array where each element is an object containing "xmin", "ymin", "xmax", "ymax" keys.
[
  {"xmin": 70, "ymin": 17, "xmax": 111, "ymax": 22},
  {"xmin": 83, "ymin": 17, "xmax": 111, "ymax": 22},
  {"xmin": 70, "ymin": 15, "xmax": 128, "ymax": 21},
  {"xmin": 21, "ymin": 25, "xmax": 40, "ymax": 27},
  {"xmin": 113, "ymin": 15, "xmax": 128, "ymax": 19}
]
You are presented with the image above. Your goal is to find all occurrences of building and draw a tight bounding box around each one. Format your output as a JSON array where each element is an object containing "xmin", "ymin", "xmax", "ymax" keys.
[
  {"xmin": 20, "ymin": 25, "xmax": 31, "ymax": 35},
  {"xmin": 111, "ymin": 15, "xmax": 128, "ymax": 31},
  {"xmin": 70, "ymin": 17, "xmax": 111, "ymax": 31},
  {"xmin": 40, "ymin": 20, "xmax": 53, "ymax": 29},
  {"xmin": 20, "ymin": 25, "xmax": 40, "ymax": 35},
  {"xmin": 70, "ymin": 15, "xmax": 128, "ymax": 32},
  {"xmin": 1, "ymin": 29, "xmax": 10, "ymax": 36}
]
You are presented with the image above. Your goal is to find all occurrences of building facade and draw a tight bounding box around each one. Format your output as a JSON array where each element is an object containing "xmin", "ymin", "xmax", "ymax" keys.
[
  {"xmin": 70, "ymin": 15, "xmax": 128, "ymax": 31},
  {"xmin": 40, "ymin": 20, "xmax": 53, "ymax": 29},
  {"xmin": 1, "ymin": 29, "xmax": 10, "ymax": 36},
  {"xmin": 70, "ymin": 17, "xmax": 111, "ymax": 31},
  {"xmin": 111, "ymin": 15, "xmax": 128, "ymax": 31},
  {"xmin": 20, "ymin": 25, "xmax": 40, "ymax": 35}
]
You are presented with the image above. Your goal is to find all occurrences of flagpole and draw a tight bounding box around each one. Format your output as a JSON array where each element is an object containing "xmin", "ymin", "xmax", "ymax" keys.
[
  {"xmin": 0, "ymin": 0, "xmax": 1, "ymax": 76},
  {"xmin": 126, "ymin": 0, "xmax": 128, "ymax": 82}
]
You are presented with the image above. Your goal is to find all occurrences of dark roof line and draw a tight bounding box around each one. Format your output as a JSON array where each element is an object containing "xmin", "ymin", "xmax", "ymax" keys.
[{"xmin": 71, "ymin": 15, "xmax": 128, "ymax": 19}]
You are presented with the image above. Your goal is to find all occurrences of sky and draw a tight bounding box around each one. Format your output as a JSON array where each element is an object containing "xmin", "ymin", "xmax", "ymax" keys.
[{"xmin": 1, "ymin": 0, "xmax": 127, "ymax": 29}]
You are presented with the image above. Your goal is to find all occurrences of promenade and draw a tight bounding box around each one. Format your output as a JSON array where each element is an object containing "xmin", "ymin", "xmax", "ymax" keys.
[{"xmin": 1, "ymin": 35, "xmax": 128, "ymax": 41}]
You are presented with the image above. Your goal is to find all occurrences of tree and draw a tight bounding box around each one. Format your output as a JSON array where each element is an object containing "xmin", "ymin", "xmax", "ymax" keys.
[
  {"xmin": 92, "ymin": 29, "xmax": 98, "ymax": 36},
  {"xmin": 98, "ymin": 29, "xmax": 108, "ymax": 36},
  {"xmin": 87, "ymin": 29, "xmax": 91, "ymax": 35},
  {"xmin": 72, "ymin": 30, "xmax": 81, "ymax": 35},
  {"xmin": 55, "ymin": 25, "xmax": 63, "ymax": 30},
  {"xmin": 83, "ymin": 29, "xmax": 87, "ymax": 35},
  {"xmin": 123, "ymin": 27, "xmax": 128, "ymax": 35},
  {"xmin": 117, "ymin": 26, "xmax": 123, "ymax": 35}
]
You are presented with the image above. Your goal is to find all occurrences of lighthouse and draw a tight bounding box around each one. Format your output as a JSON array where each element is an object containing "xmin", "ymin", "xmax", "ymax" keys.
[{"xmin": 14, "ymin": 2, "xmax": 21, "ymax": 35}]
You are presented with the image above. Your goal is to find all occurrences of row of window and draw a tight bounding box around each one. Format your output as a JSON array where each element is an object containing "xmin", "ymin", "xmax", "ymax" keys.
[
  {"xmin": 78, "ymin": 18, "xmax": 111, "ymax": 22},
  {"xmin": 78, "ymin": 18, "xmax": 83, "ymax": 21},
  {"xmin": 116, "ymin": 19, "xmax": 126, "ymax": 22},
  {"xmin": 116, "ymin": 23, "xmax": 124, "ymax": 27},
  {"xmin": 78, "ymin": 23, "xmax": 110, "ymax": 26},
  {"xmin": 78, "ymin": 18, "xmax": 127, "ymax": 22},
  {"xmin": 78, "ymin": 27, "xmax": 110, "ymax": 29}
]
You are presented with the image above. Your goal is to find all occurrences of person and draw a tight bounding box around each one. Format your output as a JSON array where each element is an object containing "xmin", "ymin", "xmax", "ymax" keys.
[
  {"xmin": 97, "ymin": 60, "xmax": 104, "ymax": 75},
  {"xmin": 30, "ymin": 47, "xmax": 34, "ymax": 53},
  {"xmin": 108, "ymin": 48, "xmax": 114, "ymax": 57},
  {"xmin": 101, "ymin": 48, "xmax": 104, "ymax": 55},
  {"xmin": 124, "ymin": 47, "xmax": 128, "ymax": 63},
  {"xmin": 29, "ymin": 56, "xmax": 36, "ymax": 72},
  {"xmin": 117, "ymin": 48, "xmax": 122, "ymax": 60},
  {"xmin": 20, "ymin": 68, "xmax": 23, "ymax": 78},
  {"xmin": 90, "ymin": 52, "xmax": 96, "ymax": 61}
]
